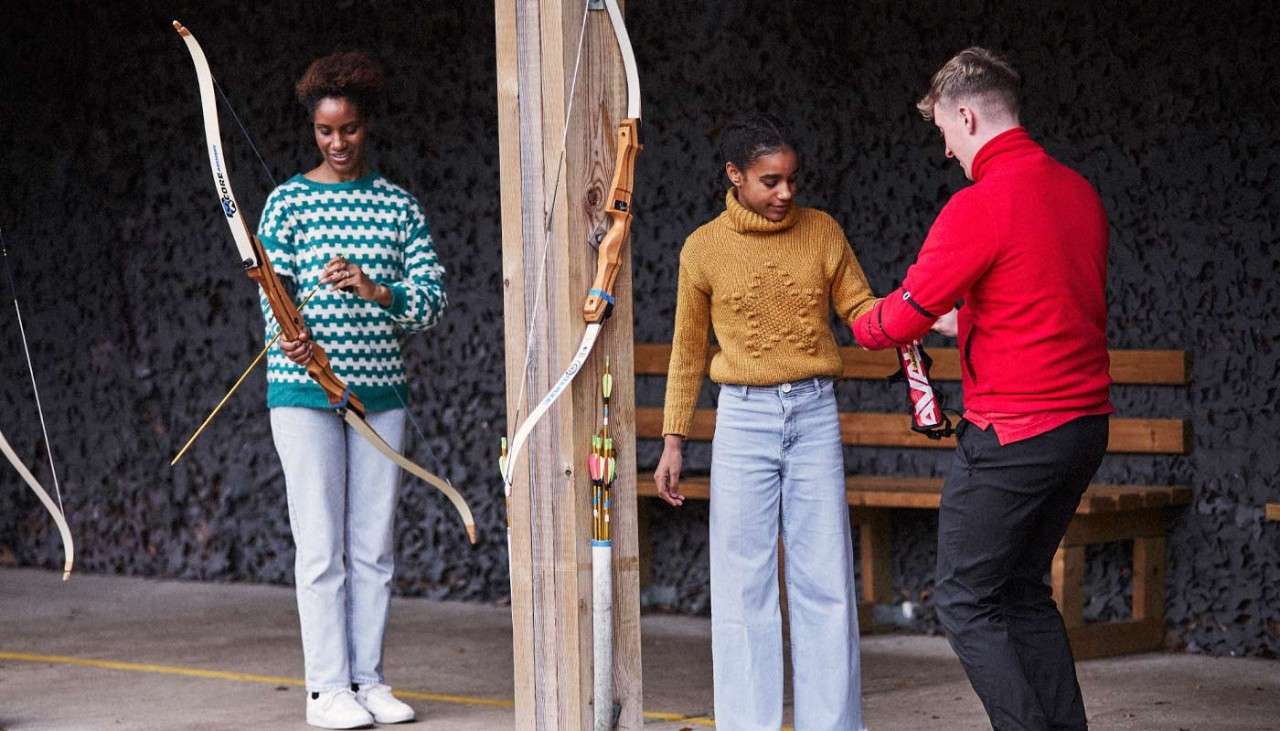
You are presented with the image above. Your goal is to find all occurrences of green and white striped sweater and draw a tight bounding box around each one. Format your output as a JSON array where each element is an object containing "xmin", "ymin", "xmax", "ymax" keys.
[{"xmin": 256, "ymin": 172, "xmax": 446, "ymax": 412}]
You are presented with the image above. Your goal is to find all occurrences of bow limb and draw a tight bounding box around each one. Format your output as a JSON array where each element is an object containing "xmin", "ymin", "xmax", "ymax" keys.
[
  {"xmin": 343, "ymin": 412, "xmax": 477, "ymax": 544},
  {"xmin": 602, "ymin": 0, "xmax": 641, "ymax": 121},
  {"xmin": 173, "ymin": 20, "xmax": 361, "ymax": 414},
  {"xmin": 0, "ymin": 429, "xmax": 73, "ymax": 580},
  {"xmin": 174, "ymin": 21, "xmax": 475, "ymax": 539},
  {"xmin": 501, "ymin": 322, "xmax": 603, "ymax": 490},
  {"xmin": 171, "ymin": 21, "xmax": 258, "ymax": 270}
]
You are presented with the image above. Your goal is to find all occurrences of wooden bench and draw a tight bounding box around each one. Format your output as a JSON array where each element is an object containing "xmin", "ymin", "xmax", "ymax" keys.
[{"xmin": 634, "ymin": 343, "xmax": 1192, "ymax": 660}]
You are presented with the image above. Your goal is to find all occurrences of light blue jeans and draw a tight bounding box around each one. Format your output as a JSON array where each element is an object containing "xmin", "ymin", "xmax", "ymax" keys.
[
  {"xmin": 710, "ymin": 378, "xmax": 864, "ymax": 731},
  {"xmin": 270, "ymin": 406, "xmax": 406, "ymax": 692}
]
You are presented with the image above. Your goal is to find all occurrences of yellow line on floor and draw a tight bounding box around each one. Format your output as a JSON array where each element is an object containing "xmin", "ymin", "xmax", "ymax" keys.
[
  {"xmin": 0, "ymin": 651, "xmax": 745, "ymax": 727},
  {"xmin": 0, "ymin": 651, "xmax": 509, "ymax": 707}
]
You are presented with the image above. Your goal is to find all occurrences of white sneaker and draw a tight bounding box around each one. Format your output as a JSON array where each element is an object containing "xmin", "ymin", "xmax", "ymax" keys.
[
  {"xmin": 306, "ymin": 688, "xmax": 375, "ymax": 729},
  {"xmin": 355, "ymin": 683, "xmax": 416, "ymax": 724}
]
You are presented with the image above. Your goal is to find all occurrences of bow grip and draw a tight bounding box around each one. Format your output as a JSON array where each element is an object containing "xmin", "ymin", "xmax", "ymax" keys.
[
  {"xmin": 247, "ymin": 235, "xmax": 366, "ymax": 416},
  {"xmin": 583, "ymin": 118, "xmax": 641, "ymax": 323}
]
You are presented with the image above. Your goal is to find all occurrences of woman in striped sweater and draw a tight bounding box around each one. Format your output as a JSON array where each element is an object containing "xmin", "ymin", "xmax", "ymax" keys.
[
  {"xmin": 261, "ymin": 51, "xmax": 442, "ymax": 729},
  {"xmin": 653, "ymin": 113, "xmax": 876, "ymax": 731}
]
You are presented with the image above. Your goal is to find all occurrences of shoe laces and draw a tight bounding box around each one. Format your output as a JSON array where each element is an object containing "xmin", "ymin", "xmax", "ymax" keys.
[
  {"xmin": 358, "ymin": 683, "xmax": 393, "ymax": 700},
  {"xmin": 320, "ymin": 688, "xmax": 359, "ymax": 709}
]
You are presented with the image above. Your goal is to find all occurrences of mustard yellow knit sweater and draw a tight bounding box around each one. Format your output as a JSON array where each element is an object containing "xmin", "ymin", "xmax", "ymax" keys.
[{"xmin": 663, "ymin": 190, "xmax": 878, "ymax": 437}]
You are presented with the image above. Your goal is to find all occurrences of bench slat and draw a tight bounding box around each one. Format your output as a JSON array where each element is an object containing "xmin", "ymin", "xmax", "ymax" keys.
[
  {"xmin": 635, "ymin": 344, "xmax": 1189, "ymax": 385},
  {"xmin": 635, "ymin": 473, "xmax": 1189, "ymax": 515},
  {"xmin": 636, "ymin": 407, "xmax": 1188, "ymax": 454}
]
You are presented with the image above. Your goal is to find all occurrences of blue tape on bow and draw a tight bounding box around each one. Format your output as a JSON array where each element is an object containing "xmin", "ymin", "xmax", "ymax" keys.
[
  {"xmin": 334, "ymin": 387, "xmax": 354, "ymax": 413},
  {"xmin": 588, "ymin": 288, "xmax": 615, "ymax": 304}
]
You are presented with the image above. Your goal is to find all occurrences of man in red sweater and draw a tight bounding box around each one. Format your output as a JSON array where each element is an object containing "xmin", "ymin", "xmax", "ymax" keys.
[{"xmin": 852, "ymin": 48, "xmax": 1112, "ymax": 731}]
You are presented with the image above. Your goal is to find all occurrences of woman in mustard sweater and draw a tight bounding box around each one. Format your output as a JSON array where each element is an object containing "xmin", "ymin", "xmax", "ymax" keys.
[{"xmin": 653, "ymin": 113, "xmax": 876, "ymax": 731}]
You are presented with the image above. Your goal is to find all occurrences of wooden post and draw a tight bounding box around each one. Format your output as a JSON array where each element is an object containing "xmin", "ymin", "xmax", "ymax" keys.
[{"xmin": 495, "ymin": 1, "xmax": 642, "ymax": 728}]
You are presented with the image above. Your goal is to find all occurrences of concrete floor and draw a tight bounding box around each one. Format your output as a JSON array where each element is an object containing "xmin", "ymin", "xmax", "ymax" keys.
[{"xmin": 0, "ymin": 567, "xmax": 1276, "ymax": 730}]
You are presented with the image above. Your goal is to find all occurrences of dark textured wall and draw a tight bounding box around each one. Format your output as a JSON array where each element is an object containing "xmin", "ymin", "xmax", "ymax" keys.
[{"xmin": 1, "ymin": 1, "xmax": 1276, "ymax": 657}]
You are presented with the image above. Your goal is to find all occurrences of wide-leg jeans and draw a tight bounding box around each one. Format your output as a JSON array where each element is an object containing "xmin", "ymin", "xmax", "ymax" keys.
[
  {"xmin": 709, "ymin": 378, "xmax": 865, "ymax": 731},
  {"xmin": 270, "ymin": 406, "xmax": 406, "ymax": 692}
]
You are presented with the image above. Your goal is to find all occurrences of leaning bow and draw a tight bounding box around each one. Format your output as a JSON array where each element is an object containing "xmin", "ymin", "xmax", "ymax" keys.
[
  {"xmin": 500, "ymin": 0, "xmax": 641, "ymax": 492},
  {"xmin": 1, "ymin": 231, "xmax": 73, "ymax": 579},
  {"xmin": 0, "ymin": 431, "xmax": 73, "ymax": 580},
  {"xmin": 173, "ymin": 21, "xmax": 476, "ymax": 543}
]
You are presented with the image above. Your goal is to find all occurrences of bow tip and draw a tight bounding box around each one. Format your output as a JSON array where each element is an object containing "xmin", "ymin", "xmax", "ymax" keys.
[
  {"xmin": 466, "ymin": 524, "xmax": 478, "ymax": 545},
  {"xmin": 172, "ymin": 20, "xmax": 189, "ymax": 35},
  {"xmin": 61, "ymin": 563, "xmax": 72, "ymax": 582}
]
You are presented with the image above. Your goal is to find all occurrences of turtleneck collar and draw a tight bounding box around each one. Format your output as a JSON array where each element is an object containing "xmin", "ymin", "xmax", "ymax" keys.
[
  {"xmin": 970, "ymin": 127, "xmax": 1039, "ymax": 182},
  {"xmin": 723, "ymin": 188, "xmax": 799, "ymax": 234}
]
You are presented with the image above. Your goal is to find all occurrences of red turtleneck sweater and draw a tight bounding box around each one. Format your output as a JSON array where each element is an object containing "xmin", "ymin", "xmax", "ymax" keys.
[{"xmin": 852, "ymin": 127, "xmax": 1113, "ymax": 444}]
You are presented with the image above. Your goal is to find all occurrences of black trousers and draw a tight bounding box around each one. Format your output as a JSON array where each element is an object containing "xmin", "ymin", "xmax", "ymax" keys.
[{"xmin": 934, "ymin": 415, "xmax": 1109, "ymax": 731}]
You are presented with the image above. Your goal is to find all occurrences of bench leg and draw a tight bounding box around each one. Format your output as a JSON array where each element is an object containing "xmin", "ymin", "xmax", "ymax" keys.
[
  {"xmin": 1132, "ymin": 535, "xmax": 1166, "ymax": 622},
  {"xmin": 1058, "ymin": 510, "xmax": 1168, "ymax": 660},
  {"xmin": 636, "ymin": 498, "xmax": 652, "ymax": 587},
  {"xmin": 1051, "ymin": 544, "xmax": 1085, "ymax": 629},
  {"xmin": 853, "ymin": 508, "xmax": 893, "ymax": 604}
]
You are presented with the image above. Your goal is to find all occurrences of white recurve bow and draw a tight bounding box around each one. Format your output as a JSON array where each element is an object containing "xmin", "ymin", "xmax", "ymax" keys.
[{"xmin": 1, "ymin": 229, "xmax": 73, "ymax": 580}]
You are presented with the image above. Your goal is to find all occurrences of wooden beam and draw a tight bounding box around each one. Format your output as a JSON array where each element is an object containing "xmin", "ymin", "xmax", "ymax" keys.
[
  {"xmin": 844, "ymin": 477, "xmax": 945, "ymax": 509},
  {"xmin": 634, "ymin": 407, "xmax": 1188, "ymax": 454},
  {"xmin": 493, "ymin": 1, "xmax": 537, "ymax": 722},
  {"xmin": 633, "ymin": 343, "xmax": 1189, "ymax": 384},
  {"xmin": 1062, "ymin": 510, "xmax": 1164, "ymax": 546},
  {"xmin": 1067, "ymin": 618, "xmax": 1165, "ymax": 659},
  {"xmin": 496, "ymin": 1, "xmax": 642, "ymax": 728},
  {"xmin": 636, "ymin": 474, "xmax": 1189, "ymax": 516},
  {"xmin": 1267, "ymin": 503, "xmax": 1280, "ymax": 522}
]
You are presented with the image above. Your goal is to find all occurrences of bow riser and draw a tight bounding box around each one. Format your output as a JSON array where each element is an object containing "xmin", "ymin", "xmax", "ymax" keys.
[
  {"xmin": 244, "ymin": 235, "xmax": 366, "ymax": 415},
  {"xmin": 583, "ymin": 118, "xmax": 641, "ymax": 323}
]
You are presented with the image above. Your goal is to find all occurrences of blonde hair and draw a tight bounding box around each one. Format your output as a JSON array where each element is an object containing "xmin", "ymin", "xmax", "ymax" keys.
[{"xmin": 916, "ymin": 47, "xmax": 1020, "ymax": 121}]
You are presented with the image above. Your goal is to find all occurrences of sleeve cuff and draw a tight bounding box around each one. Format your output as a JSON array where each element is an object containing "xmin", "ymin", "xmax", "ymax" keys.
[
  {"xmin": 852, "ymin": 290, "xmax": 934, "ymax": 349},
  {"xmin": 383, "ymin": 282, "xmax": 409, "ymax": 317},
  {"xmin": 662, "ymin": 413, "xmax": 693, "ymax": 439}
]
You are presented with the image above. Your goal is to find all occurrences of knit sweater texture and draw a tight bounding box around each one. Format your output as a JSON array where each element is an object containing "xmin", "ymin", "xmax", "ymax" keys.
[
  {"xmin": 663, "ymin": 189, "xmax": 877, "ymax": 436},
  {"xmin": 257, "ymin": 172, "xmax": 446, "ymax": 412}
]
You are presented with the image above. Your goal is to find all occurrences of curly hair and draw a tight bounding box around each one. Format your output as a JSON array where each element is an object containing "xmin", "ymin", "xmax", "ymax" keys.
[
  {"xmin": 719, "ymin": 112, "xmax": 796, "ymax": 172},
  {"xmin": 295, "ymin": 51, "xmax": 386, "ymax": 117}
]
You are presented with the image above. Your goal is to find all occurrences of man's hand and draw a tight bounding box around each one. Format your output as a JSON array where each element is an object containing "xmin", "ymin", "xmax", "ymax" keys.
[
  {"xmin": 279, "ymin": 327, "xmax": 314, "ymax": 366},
  {"xmin": 932, "ymin": 307, "xmax": 959, "ymax": 337},
  {"xmin": 654, "ymin": 435, "xmax": 685, "ymax": 507}
]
